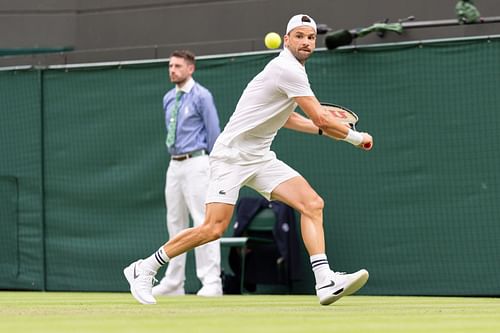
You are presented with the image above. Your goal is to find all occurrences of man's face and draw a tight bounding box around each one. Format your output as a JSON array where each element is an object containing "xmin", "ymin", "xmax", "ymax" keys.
[
  {"xmin": 284, "ymin": 26, "xmax": 317, "ymax": 64},
  {"xmin": 169, "ymin": 56, "xmax": 194, "ymax": 85}
]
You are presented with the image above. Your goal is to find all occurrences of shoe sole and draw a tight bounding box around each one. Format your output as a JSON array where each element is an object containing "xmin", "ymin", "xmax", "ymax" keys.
[
  {"xmin": 123, "ymin": 265, "xmax": 156, "ymax": 305},
  {"xmin": 344, "ymin": 269, "xmax": 369, "ymax": 296},
  {"xmin": 319, "ymin": 269, "xmax": 369, "ymax": 306}
]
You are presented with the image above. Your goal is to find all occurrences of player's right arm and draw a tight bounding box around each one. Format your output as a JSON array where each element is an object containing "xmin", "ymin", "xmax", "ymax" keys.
[
  {"xmin": 292, "ymin": 95, "xmax": 349, "ymax": 139},
  {"xmin": 293, "ymin": 96, "xmax": 372, "ymax": 149},
  {"xmin": 275, "ymin": 58, "xmax": 372, "ymax": 148}
]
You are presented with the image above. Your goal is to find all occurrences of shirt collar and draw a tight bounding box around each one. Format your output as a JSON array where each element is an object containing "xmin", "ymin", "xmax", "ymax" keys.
[
  {"xmin": 176, "ymin": 77, "xmax": 195, "ymax": 94},
  {"xmin": 281, "ymin": 47, "xmax": 304, "ymax": 67}
]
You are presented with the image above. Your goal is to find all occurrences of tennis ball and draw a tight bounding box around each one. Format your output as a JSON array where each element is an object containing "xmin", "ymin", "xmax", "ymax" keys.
[{"xmin": 264, "ymin": 32, "xmax": 282, "ymax": 49}]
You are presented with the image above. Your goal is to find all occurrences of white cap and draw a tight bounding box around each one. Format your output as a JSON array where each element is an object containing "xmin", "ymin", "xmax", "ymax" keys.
[{"xmin": 286, "ymin": 14, "xmax": 317, "ymax": 35}]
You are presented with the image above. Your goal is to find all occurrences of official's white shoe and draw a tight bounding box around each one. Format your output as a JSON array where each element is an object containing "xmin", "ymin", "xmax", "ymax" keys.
[
  {"xmin": 196, "ymin": 283, "xmax": 223, "ymax": 297},
  {"xmin": 123, "ymin": 259, "xmax": 157, "ymax": 305},
  {"xmin": 152, "ymin": 280, "xmax": 185, "ymax": 297},
  {"xmin": 316, "ymin": 269, "xmax": 369, "ymax": 306}
]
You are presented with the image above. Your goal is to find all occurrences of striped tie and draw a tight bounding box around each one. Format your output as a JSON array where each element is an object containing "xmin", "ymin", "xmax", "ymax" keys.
[{"xmin": 166, "ymin": 90, "xmax": 183, "ymax": 148}]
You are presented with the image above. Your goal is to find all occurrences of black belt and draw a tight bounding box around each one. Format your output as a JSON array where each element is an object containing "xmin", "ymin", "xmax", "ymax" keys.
[{"xmin": 171, "ymin": 149, "xmax": 207, "ymax": 161}]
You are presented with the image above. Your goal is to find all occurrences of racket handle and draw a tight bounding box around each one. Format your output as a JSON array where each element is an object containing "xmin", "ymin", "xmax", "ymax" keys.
[{"xmin": 363, "ymin": 142, "xmax": 372, "ymax": 149}]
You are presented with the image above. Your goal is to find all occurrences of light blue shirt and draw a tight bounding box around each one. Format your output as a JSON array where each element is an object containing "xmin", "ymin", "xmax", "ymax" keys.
[{"xmin": 163, "ymin": 78, "xmax": 220, "ymax": 156}]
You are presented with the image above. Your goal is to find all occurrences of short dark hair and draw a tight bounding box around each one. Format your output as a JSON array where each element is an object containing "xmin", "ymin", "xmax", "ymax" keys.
[
  {"xmin": 170, "ymin": 50, "xmax": 196, "ymax": 65},
  {"xmin": 301, "ymin": 15, "xmax": 312, "ymax": 23}
]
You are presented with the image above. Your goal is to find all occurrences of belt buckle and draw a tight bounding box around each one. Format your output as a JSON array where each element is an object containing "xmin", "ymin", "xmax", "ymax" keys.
[
  {"xmin": 172, "ymin": 149, "xmax": 205, "ymax": 161},
  {"xmin": 172, "ymin": 154, "xmax": 189, "ymax": 161}
]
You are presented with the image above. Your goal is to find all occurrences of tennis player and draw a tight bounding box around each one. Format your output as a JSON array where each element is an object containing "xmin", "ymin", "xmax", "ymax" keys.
[{"xmin": 124, "ymin": 13, "xmax": 373, "ymax": 306}]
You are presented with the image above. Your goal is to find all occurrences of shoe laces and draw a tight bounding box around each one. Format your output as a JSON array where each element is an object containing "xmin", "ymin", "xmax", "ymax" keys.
[
  {"xmin": 144, "ymin": 269, "xmax": 158, "ymax": 286},
  {"xmin": 136, "ymin": 265, "xmax": 158, "ymax": 286},
  {"xmin": 136, "ymin": 274, "xmax": 157, "ymax": 291}
]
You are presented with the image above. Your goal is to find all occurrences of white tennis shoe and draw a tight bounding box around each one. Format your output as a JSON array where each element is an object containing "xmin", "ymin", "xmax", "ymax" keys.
[
  {"xmin": 316, "ymin": 269, "xmax": 369, "ymax": 305},
  {"xmin": 123, "ymin": 259, "xmax": 157, "ymax": 305},
  {"xmin": 196, "ymin": 283, "xmax": 223, "ymax": 297}
]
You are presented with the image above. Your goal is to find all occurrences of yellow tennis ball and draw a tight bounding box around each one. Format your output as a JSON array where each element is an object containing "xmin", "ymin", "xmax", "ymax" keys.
[{"xmin": 264, "ymin": 32, "xmax": 282, "ymax": 49}]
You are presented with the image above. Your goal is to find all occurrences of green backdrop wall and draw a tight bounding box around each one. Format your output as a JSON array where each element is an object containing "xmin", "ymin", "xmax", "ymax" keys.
[{"xmin": 1, "ymin": 36, "xmax": 499, "ymax": 295}]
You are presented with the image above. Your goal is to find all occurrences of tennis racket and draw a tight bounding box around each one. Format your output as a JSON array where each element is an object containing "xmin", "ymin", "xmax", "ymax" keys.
[{"xmin": 320, "ymin": 102, "xmax": 371, "ymax": 149}]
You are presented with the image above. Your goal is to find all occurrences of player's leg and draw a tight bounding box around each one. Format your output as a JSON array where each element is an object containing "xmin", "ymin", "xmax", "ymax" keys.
[
  {"xmin": 124, "ymin": 152, "xmax": 248, "ymax": 304},
  {"xmin": 271, "ymin": 176, "xmax": 368, "ymax": 305},
  {"xmin": 168, "ymin": 201, "xmax": 234, "ymax": 251},
  {"xmin": 250, "ymin": 158, "xmax": 368, "ymax": 305},
  {"xmin": 152, "ymin": 164, "xmax": 190, "ymax": 297},
  {"xmin": 124, "ymin": 202, "xmax": 234, "ymax": 304},
  {"xmin": 270, "ymin": 176, "xmax": 325, "ymax": 254},
  {"xmin": 247, "ymin": 159, "xmax": 325, "ymax": 255},
  {"xmin": 183, "ymin": 156, "xmax": 222, "ymax": 296}
]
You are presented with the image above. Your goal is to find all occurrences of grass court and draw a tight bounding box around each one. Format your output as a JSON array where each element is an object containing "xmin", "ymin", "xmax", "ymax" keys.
[{"xmin": 1, "ymin": 292, "xmax": 499, "ymax": 333}]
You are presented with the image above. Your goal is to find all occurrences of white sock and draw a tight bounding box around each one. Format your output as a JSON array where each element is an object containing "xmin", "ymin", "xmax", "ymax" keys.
[
  {"xmin": 141, "ymin": 246, "xmax": 170, "ymax": 272},
  {"xmin": 310, "ymin": 253, "xmax": 332, "ymax": 284}
]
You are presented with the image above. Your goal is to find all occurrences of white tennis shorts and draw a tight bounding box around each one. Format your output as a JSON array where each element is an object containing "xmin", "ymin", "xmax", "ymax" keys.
[{"xmin": 206, "ymin": 143, "xmax": 300, "ymax": 205}]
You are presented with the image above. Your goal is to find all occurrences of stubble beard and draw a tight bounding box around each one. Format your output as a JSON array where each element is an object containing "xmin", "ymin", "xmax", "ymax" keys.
[{"xmin": 287, "ymin": 46, "xmax": 312, "ymax": 64}]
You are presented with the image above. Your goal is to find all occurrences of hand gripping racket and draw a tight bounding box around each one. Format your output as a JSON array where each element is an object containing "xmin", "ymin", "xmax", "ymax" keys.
[{"xmin": 320, "ymin": 102, "xmax": 371, "ymax": 149}]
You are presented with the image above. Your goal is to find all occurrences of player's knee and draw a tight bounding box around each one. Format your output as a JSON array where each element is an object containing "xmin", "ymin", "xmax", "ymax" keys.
[
  {"xmin": 302, "ymin": 195, "xmax": 324, "ymax": 217},
  {"xmin": 208, "ymin": 226, "xmax": 224, "ymax": 241},
  {"xmin": 200, "ymin": 220, "xmax": 225, "ymax": 241}
]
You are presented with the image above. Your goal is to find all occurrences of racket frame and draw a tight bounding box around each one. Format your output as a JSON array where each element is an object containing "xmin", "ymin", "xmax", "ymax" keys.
[{"xmin": 320, "ymin": 102, "xmax": 359, "ymax": 130}]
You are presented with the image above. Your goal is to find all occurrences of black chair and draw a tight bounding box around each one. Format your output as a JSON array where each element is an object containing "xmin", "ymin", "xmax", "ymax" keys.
[{"xmin": 223, "ymin": 197, "xmax": 301, "ymax": 294}]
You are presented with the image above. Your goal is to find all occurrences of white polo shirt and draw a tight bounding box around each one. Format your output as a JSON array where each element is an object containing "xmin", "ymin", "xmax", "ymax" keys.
[{"xmin": 215, "ymin": 47, "xmax": 315, "ymax": 158}]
